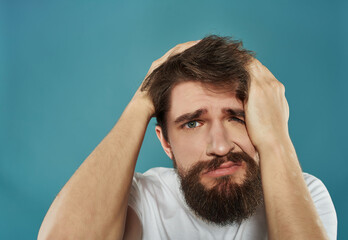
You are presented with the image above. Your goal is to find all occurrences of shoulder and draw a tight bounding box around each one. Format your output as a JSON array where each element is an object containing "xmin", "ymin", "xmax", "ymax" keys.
[
  {"xmin": 302, "ymin": 172, "xmax": 336, "ymax": 211},
  {"xmin": 132, "ymin": 167, "xmax": 180, "ymax": 199},
  {"xmin": 133, "ymin": 167, "xmax": 178, "ymax": 187},
  {"xmin": 302, "ymin": 172, "xmax": 335, "ymax": 204},
  {"xmin": 135, "ymin": 167, "xmax": 177, "ymax": 179},
  {"xmin": 302, "ymin": 172, "xmax": 337, "ymax": 240},
  {"xmin": 129, "ymin": 168, "xmax": 179, "ymax": 220}
]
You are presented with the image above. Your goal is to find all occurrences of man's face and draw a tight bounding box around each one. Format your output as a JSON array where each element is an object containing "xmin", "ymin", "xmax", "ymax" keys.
[{"xmin": 155, "ymin": 81, "xmax": 263, "ymax": 225}]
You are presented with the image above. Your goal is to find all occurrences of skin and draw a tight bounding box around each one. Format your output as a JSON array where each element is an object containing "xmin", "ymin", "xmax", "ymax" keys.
[
  {"xmin": 38, "ymin": 41, "xmax": 329, "ymax": 240},
  {"xmin": 155, "ymin": 82, "xmax": 257, "ymax": 187}
]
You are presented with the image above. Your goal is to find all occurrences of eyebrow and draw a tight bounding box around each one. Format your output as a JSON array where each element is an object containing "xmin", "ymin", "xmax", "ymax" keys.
[
  {"xmin": 174, "ymin": 108, "xmax": 245, "ymax": 125},
  {"xmin": 222, "ymin": 108, "xmax": 245, "ymax": 118},
  {"xmin": 174, "ymin": 109, "xmax": 208, "ymax": 124}
]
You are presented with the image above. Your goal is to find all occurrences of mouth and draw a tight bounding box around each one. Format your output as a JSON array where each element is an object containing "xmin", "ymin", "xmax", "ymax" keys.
[{"xmin": 202, "ymin": 161, "xmax": 243, "ymax": 178}]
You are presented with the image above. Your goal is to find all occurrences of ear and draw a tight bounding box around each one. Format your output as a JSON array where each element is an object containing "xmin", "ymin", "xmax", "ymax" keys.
[{"xmin": 155, "ymin": 126, "xmax": 173, "ymax": 159}]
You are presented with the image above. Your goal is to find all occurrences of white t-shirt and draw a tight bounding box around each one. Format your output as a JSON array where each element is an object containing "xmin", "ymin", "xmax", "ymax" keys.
[{"xmin": 129, "ymin": 167, "xmax": 337, "ymax": 240}]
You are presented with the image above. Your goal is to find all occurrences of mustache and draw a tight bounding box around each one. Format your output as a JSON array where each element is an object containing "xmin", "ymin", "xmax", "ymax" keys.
[
  {"xmin": 182, "ymin": 152, "xmax": 252, "ymax": 178},
  {"xmin": 206, "ymin": 152, "xmax": 245, "ymax": 172}
]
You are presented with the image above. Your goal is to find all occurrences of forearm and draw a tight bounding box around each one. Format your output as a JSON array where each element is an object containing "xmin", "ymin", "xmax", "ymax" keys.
[
  {"xmin": 38, "ymin": 96, "xmax": 152, "ymax": 240},
  {"xmin": 258, "ymin": 137, "xmax": 328, "ymax": 240}
]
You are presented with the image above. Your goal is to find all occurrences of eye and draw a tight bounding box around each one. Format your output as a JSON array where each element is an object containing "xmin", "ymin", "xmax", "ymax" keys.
[
  {"xmin": 230, "ymin": 117, "xmax": 245, "ymax": 124},
  {"xmin": 184, "ymin": 121, "xmax": 201, "ymax": 129}
]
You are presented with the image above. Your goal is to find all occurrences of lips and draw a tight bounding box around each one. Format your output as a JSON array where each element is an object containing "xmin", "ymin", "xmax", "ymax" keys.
[
  {"xmin": 203, "ymin": 161, "xmax": 242, "ymax": 178},
  {"xmin": 218, "ymin": 161, "xmax": 240, "ymax": 169}
]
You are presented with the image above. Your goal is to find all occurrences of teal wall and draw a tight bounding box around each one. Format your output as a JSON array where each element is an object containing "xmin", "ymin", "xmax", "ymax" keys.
[{"xmin": 1, "ymin": 0, "xmax": 347, "ymax": 239}]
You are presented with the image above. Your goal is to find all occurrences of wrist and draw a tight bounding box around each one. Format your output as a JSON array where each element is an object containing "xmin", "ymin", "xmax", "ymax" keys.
[
  {"xmin": 129, "ymin": 91, "xmax": 155, "ymax": 121},
  {"xmin": 255, "ymin": 134, "xmax": 294, "ymax": 158},
  {"xmin": 257, "ymin": 135, "xmax": 301, "ymax": 179}
]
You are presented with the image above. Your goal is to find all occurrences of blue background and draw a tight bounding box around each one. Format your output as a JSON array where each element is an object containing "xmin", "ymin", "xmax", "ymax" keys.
[{"xmin": 1, "ymin": 0, "xmax": 347, "ymax": 239}]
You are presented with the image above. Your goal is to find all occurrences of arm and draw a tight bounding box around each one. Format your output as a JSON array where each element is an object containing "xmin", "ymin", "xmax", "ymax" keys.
[
  {"xmin": 38, "ymin": 41, "xmax": 199, "ymax": 240},
  {"xmin": 245, "ymin": 59, "xmax": 329, "ymax": 240},
  {"xmin": 38, "ymin": 92, "xmax": 153, "ymax": 240}
]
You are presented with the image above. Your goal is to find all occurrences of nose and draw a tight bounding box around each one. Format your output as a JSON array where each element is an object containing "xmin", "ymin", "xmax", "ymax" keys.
[{"xmin": 206, "ymin": 121, "xmax": 235, "ymax": 157}]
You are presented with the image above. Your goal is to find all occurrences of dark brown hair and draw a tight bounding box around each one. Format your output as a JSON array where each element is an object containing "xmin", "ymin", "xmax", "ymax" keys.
[{"xmin": 142, "ymin": 35, "xmax": 254, "ymax": 141}]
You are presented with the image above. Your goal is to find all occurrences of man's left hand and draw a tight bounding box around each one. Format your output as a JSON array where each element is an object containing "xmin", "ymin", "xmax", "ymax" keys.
[{"xmin": 244, "ymin": 59, "xmax": 290, "ymax": 151}]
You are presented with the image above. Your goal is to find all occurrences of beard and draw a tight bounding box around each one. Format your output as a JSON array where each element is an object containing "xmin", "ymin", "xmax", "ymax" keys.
[{"xmin": 174, "ymin": 151, "xmax": 263, "ymax": 226}]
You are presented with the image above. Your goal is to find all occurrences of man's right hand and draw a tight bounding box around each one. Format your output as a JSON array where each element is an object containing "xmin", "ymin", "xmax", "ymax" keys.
[{"xmin": 132, "ymin": 40, "xmax": 200, "ymax": 117}]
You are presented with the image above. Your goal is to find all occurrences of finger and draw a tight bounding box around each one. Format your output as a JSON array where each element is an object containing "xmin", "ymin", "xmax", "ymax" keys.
[
  {"xmin": 248, "ymin": 58, "xmax": 282, "ymax": 87},
  {"xmin": 169, "ymin": 40, "xmax": 200, "ymax": 57},
  {"xmin": 147, "ymin": 40, "xmax": 200, "ymax": 75}
]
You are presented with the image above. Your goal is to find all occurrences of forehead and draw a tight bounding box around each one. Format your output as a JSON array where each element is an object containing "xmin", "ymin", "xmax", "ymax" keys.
[{"xmin": 168, "ymin": 81, "xmax": 243, "ymax": 118}]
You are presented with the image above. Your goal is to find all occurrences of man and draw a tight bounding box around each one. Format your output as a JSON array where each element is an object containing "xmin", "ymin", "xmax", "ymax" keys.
[{"xmin": 38, "ymin": 36, "xmax": 337, "ymax": 240}]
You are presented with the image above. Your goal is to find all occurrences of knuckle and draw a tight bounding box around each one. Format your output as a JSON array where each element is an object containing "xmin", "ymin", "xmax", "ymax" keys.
[
  {"xmin": 270, "ymin": 80, "xmax": 284, "ymax": 89},
  {"xmin": 277, "ymin": 82, "xmax": 285, "ymax": 91},
  {"xmin": 175, "ymin": 43, "xmax": 184, "ymax": 48}
]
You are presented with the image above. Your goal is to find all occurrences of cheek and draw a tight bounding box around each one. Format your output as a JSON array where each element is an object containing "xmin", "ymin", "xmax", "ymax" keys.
[
  {"xmin": 169, "ymin": 131, "xmax": 204, "ymax": 171},
  {"xmin": 242, "ymin": 139, "xmax": 258, "ymax": 162},
  {"xmin": 227, "ymin": 125, "xmax": 257, "ymax": 159}
]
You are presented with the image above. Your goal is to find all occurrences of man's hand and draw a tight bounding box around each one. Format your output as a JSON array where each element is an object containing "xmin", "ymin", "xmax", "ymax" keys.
[
  {"xmin": 244, "ymin": 58, "xmax": 290, "ymax": 152},
  {"xmin": 244, "ymin": 59, "xmax": 329, "ymax": 239},
  {"xmin": 132, "ymin": 40, "xmax": 200, "ymax": 116},
  {"xmin": 145, "ymin": 40, "xmax": 200, "ymax": 78}
]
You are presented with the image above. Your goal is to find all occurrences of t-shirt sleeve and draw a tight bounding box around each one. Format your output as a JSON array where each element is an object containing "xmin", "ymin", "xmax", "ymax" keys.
[
  {"xmin": 128, "ymin": 172, "xmax": 143, "ymax": 221},
  {"xmin": 304, "ymin": 173, "xmax": 337, "ymax": 240}
]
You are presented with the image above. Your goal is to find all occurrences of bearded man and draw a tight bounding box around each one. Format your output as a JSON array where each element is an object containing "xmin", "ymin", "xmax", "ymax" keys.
[{"xmin": 38, "ymin": 35, "xmax": 337, "ymax": 240}]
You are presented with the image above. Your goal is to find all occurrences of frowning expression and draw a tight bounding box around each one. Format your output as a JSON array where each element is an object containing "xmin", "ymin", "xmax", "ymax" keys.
[{"xmin": 156, "ymin": 81, "xmax": 258, "ymax": 187}]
